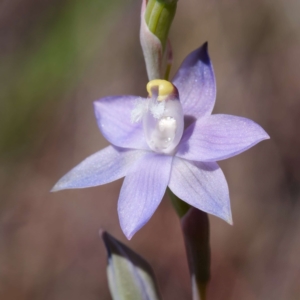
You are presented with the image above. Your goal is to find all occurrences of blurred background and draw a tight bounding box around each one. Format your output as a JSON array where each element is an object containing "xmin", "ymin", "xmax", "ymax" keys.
[{"xmin": 0, "ymin": 0, "xmax": 300, "ymax": 299}]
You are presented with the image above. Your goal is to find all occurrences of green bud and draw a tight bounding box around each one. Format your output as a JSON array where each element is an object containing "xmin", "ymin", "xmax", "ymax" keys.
[
  {"xmin": 140, "ymin": 0, "xmax": 177, "ymax": 80},
  {"xmin": 101, "ymin": 231, "xmax": 162, "ymax": 300},
  {"xmin": 145, "ymin": 0, "xmax": 177, "ymax": 51}
]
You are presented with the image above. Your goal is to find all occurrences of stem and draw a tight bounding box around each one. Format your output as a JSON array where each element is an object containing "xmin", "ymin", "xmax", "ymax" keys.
[
  {"xmin": 182, "ymin": 208, "xmax": 210, "ymax": 300},
  {"xmin": 167, "ymin": 188, "xmax": 190, "ymax": 218}
]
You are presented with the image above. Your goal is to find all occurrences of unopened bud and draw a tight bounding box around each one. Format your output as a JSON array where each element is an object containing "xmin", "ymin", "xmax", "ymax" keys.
[
  {"xmin": 140, "ymin": 0, "xmax": 177, "ymax": 80},
  {"xmin": 145, "ymin": 0, "xmax": 177, "ymax": 50}
]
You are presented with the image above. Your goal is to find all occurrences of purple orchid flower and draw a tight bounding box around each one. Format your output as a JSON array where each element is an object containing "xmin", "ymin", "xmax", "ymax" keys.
[{"xmin": 52, "ymin": 43, "xmax": 269, "ymax": 239}]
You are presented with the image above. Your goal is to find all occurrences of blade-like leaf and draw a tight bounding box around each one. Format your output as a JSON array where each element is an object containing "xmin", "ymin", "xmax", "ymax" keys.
[{"xmin": 101, "ymin": 231, "xmax": 162, "ymax": 300}]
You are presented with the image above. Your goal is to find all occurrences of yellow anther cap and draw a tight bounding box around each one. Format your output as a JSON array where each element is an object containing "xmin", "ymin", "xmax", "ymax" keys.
[{"xmin": 146, "ymin": 79, "xmax": 175, "ymax": 101}]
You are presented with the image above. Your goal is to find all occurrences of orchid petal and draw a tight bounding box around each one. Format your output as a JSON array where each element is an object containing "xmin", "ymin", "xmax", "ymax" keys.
[
  {"xmin": 168, "ymin": 157, "xmax": 232, "ymax": 224},
  {"xmin": 118, "ymin": 153, "xmax": 173, "ymax": 239},
  {"xmin": 172, "ymin": 43, "xmax": 216, "ymax": 120},
  {"xmin": 94, "ymin": 96, "xmax": 149, "ymax": 150},
  {"xmin": 177, "ymin": 114, "xmax": 270, "ymax": 162},
  {"xmin": 52, "ymin": 146, "xmax": 143, "ymax": 191}
]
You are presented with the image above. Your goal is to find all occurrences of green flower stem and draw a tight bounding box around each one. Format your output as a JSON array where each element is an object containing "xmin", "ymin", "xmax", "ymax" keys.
[
  {"xmin": 167, "ymin": 189, "xmax": 210, "ymax": 300},
  {"xmin": 197, "ymin": 282, "xmax": 207, "ymax": 300},
  {"xmin": 167, "ymin": 188, "xmax": 190, "ymax": 218},
  {"xmin": 145, "ymin": 0, "xmax": 177, "ymax": 51},
  {"xmin": 182, "ymin": 208, "xmax": 210, "ymax": 300}
]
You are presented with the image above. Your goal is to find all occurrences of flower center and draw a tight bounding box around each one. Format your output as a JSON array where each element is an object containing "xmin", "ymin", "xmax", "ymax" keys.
[{"xmin": 143, "ymin": 80, "xmax": 184, "ymax": 154}]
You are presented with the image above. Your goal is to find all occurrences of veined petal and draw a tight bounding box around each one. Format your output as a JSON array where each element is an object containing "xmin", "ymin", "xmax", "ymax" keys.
[
  {"xmin": 172, "ymin": 43, "xmax": 216, "ymax": 120},
  {"xmin": 94, "ymin": 96, "xmax": 149, "ymax": 150},
  {"xmin": 176, "ymin": 114, "xmax": 270, "ymax": 162},
  {"xmin": 168, "ymin": 157, "xmax": 232, "ymax": 224},
  {"xmin": 52, "ymin": 146, "xmax": 144, "ymax": 191},
  {"xmin": 118, "ymin": 153, "xmax": 173, "ymax": 239}
]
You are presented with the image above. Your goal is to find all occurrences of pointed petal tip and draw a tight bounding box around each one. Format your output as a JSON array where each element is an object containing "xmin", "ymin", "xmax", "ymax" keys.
[
  {"xmin": 227, "ymin": 214, "xmax": 233, "ymax": 226},
  {"xmin": 256, "ymin": 124, "xmax": 270, "ymax": 141},
  {"xmin": 122, "ymin": 227, "xmax": 135, "ymax": 241},
  {"xmin": 50, "ymin": 184, "xmax": 61, "ymax": 193},
  {"xmin": 215, "ymin": 208, "xmax": 233, "ymax": 226},
  {"xmin": 119, "ymin": 212, "xmax": 136, "ymax": 240},
  {"xmin": 253, "ymin": 129, "xmax": 270, "ymax": 146},
  {"xmin": 213, "ymin": 212, "xmax": 233, "ymax": 225},
  {"xmin": 50, "ymin": 180, "xmax": 71, "ymax": 193},
  {"xmin": 197, "ymin": 41, "xmax": 210, "ymax": 65},
  {"xmin": 126, "ymin": 234, "xmax": 133, "ymax": 241},
  {"xmin": 119, "ymin": 207, "xmax": 150, "ymax": 240},
  {"xmin": 182, "ymin": 42, "xmax": 211, "ymax": 67},
  {"xmin": 172, "ymin": 40, "xmax": 216, "ymax": 119},
  {"xmin": 223, "ymin": 208, "xmax": 233, "ymax": 225},
  {"xmin": 263, "ymin": 132, "xmax": 271, "ymax": 140}
]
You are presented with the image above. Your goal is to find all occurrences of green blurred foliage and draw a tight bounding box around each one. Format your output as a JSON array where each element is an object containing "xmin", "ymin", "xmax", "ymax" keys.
[{"xmin": 0, "ymin": 0, "xmax": 128, "ymax": 160}]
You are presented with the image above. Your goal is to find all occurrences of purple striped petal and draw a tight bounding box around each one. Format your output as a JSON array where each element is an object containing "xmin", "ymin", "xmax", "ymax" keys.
[
  {"xmin": 118, "ymin": 153, "xmax": 173, "ymax": 239},
  {"xmin": 51, "ymin": 146, "xmax": 144, "ymax": 191},
  {"xmin": 176, "ymin": 114, "xmax": 270, "ymax": 162},
  {"xmin": 172, "ymin": 43, "xmax": 216, "ymax": 120},
  {"xmin": 94, "ymin": 96, "xmax": 149, "ymax": 150},
  {"xmin": 168, "ymin": 157, "xmax": 232, "ymax": 224}
]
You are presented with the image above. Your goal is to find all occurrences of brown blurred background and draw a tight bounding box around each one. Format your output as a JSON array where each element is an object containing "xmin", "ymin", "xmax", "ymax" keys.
[{"xmin": 0, "ymin": 0, "xmax": 300, "ymax": 299}]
